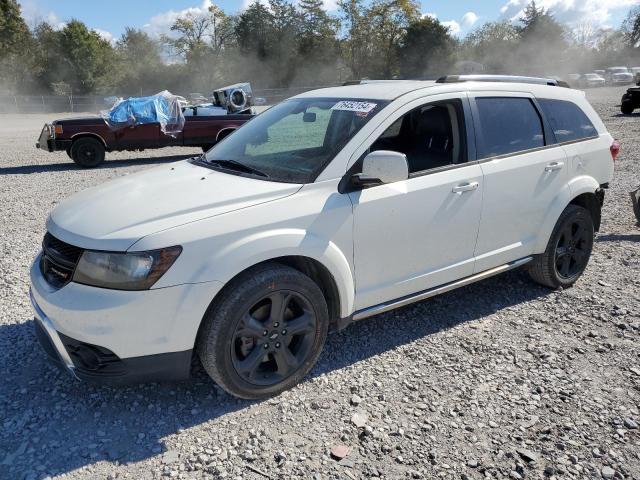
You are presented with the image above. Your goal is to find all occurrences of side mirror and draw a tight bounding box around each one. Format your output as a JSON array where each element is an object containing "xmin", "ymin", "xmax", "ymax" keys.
[{"xmin": 352, "ymin": 150, "xmax": 409, "ymax": 187}]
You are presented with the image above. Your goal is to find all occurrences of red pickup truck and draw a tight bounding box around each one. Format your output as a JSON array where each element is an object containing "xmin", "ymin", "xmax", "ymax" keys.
[{"xmin": 36, "ymin": 112, "xmax": 253, "ymax": 168}]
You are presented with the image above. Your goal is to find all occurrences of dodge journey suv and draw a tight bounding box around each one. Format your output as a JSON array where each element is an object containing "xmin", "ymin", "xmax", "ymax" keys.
[{"xmin": 31, "ymin": 76, "xmax": 616, "ymax": 399}]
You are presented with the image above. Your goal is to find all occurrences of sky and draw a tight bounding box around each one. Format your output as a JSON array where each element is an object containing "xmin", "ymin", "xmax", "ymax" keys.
[{"xmin": 17, "ymin": 0, "xmax": 640, "ymax": 44}]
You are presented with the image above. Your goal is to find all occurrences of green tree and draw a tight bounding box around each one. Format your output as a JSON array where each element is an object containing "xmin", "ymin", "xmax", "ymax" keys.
[
  {"xmin": 0, "ymin": 0, "xmax": 33, "ymax": 92},
  {"xmin": 514, "ymin": 1, "xmax": 567, "ymax": 74},
  {"xmin": 115, "ymin": 28, "xmax": 164, "ymax": 94},
  {"xmin": 367, "ymin": 0, "xmax": 420, "ymax": 78},
  {"xmin": 622, "ymin": 6, "xmax": 640, "ymax": 49},
  {"xmin": 337, "ymin": 0, "xmax": 369, "ymax": 79},
  {"xmin": 462, "ymin": 21, "xmax": 518, "ymax": 73},
  {"xmin": 297, "ymin": 0, "xmax": 340, "ymax": 84},
  {"xmin": 57, "ymin": 20, "xmax": 117, "ymax": 94},
  {"xmin": 398, "ymin": 16, "xmax": 454, "ymax": 78}
]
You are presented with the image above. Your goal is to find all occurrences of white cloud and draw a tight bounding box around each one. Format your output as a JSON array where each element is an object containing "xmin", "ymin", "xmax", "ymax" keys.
[
  {"xmin": 422, "ymin": 12, "xmax": 438, "ymax": 20},
  {"xmin": 462, "ymin": 11, "xmax": 479, "ymax": 28},
  {"xmin": 442, "ymin": 20, "xmax": 461, "ymax": 36},
  {"xmin": 499, "ymin": 0, "xmax": 638, "ymax": 28},
  {"xmin": 93, "ymin": 28, "xmax": 115, "ymax": 45},
  {"xmin": 19, "ymin": 0, "xmax": 65, "ymax": 30},
  {"xmin": 143, "ymin": 0, "xmax": 214, "ymax": 38}
]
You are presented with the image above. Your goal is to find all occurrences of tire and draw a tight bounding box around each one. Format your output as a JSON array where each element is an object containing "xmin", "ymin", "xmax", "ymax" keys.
[
  {"xmin": 528, "ymin": 204, "xmax": 594, "ymax": 289},
  {"xmin": 621, "ymin": 99, "xmax": 635, "ymax": 115},
  {"xmin": 197, "ymin": 263, "xmax": 329, "ymax": 399},
  {"xmin": 70, "ymin": 137, "xmax": 105, "ymax": 168},
  {"xmin": 65, "ymin": 148, "xmax": 72, "ymax": 159}
]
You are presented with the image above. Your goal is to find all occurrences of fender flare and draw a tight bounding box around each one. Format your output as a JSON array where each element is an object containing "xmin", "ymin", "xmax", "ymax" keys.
[
  {"xmin": 202, "ymin": 229, "xmax": 355, "ymax": 318},
  {"xmin": 533, "ymin": 175, "xmax": 600, "ymax": 252},
  {"xmin": 70, "ymin": 132, "xmax": 107, "ymax": 148}
]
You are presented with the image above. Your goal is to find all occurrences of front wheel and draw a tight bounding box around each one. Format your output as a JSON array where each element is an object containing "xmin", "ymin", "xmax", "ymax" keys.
[
  {"xmin": 70, "ymin": 137, "xmax": 105, "ymax": 168},
  {"xmin": 528, "ymin": 205, "xmax": 594, "ymax": 289},
  {"xmin": 621, "ymin": 97, "xmax": 635, "ymax": 114},
  {"xmin": 197, "ymin": 264, "xmax": 329, "ymax": 399}
]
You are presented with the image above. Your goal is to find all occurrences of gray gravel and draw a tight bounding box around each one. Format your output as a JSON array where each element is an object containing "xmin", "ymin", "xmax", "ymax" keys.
[{"xmin": 1, "ymin": 87, "xmax": 639, "ymax": 480}]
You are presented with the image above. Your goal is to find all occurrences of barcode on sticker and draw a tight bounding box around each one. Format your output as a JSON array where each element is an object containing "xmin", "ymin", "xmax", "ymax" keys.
[{"xmin": 331, "ymin": 101, "xmax": 377, "ymax": 113}]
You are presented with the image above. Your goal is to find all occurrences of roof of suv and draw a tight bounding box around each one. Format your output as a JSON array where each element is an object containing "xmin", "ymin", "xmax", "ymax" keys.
[{"xmin": 295, "ymin": 80, "xmax": 584, "ymax": 102}]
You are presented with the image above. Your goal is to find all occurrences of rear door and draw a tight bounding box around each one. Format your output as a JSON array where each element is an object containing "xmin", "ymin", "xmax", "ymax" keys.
[{"xmin": 470, "ymin": 93, "xmax": 569, "ymax": 272}]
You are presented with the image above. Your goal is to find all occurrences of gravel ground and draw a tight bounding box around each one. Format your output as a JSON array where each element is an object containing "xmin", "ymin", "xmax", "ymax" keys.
[{"xmin": 0, "ymin": 87, "xmax": 639, "ymax": 480}]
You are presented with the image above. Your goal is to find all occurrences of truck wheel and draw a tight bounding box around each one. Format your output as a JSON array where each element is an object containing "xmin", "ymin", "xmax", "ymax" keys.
[
  {"xmin": 70, "ymin": 137, "xmax": 105, "ymax": 168},
  {"xmin": 197, "ymin": 263, "xmax": 329, "ymax": 399},
  {"xmin": 528, "ymin": 205, "xmax": 594, "ymax": 289},
  {"xmin": 66, "ymin": 148, "xmax": 72, "ymax": 159}
]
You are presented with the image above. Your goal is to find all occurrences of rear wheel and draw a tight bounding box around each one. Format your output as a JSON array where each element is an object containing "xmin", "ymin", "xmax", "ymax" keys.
[
  {"xmin": 197, "ymin": 264, "xmax": 329, "ymax": 399},
  {"xmin": 528, "ymin": 205, "xmax": 594, "ymax": 289},
  {"xmin": 70, "ymin": 137, "xmax": 105, "ymax": 168}
]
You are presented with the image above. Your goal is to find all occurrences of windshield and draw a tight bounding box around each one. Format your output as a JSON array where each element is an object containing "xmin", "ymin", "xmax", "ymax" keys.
[{"xmin": 204, "ymin": 97, "xmax": 387, "ymax": 183}]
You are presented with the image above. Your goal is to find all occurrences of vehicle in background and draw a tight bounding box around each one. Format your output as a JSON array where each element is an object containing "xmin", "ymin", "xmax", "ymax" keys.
[
  {"xmin": 606, "ymin": 67, "xmax": 634, "ymax": 85},
  {"xmin": 566, "ymin": 73, "xmax": 582, "ymax": 87},
  {"xmin": 594, "ymin": 69, "xmax": 606, "ymax": 76},
  {"xmin": 30, "ymin": 76, "xmax": 616, "ymax": 398},
  {"xmin": 621, "ymin": 78, "xmax": 640, "ymax": 114},
  {"xmin": 579, "ymin": 73, "xmax": 606, "ymax": 88},
  {"xmin": 36, "ymin": 84, "xmax": 258, "ymax": 167}
]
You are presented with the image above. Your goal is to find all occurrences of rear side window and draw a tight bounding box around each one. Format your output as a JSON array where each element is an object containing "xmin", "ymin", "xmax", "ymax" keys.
[
  {"xmin": 538, "ymin": 99, "xmax": 597, "ymax": 143},
  {"xmin": 475, "ymin": 97, "xmax": 544, "ymax": 159}
]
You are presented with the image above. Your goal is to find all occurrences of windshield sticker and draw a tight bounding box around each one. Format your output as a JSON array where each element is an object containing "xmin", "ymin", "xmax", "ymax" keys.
[{"xmin": 331, "ymin": 101, "xmax": 377, "ymax": 115}]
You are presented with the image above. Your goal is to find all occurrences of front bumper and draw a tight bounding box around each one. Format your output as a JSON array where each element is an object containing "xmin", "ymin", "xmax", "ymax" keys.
[
  {"xmin": 36, "ymin": 125, "xmax": 71, "ymax": 152},
  {"xmin": 30, "ymin": 254, "xmax": 223, "ymax": 385}
]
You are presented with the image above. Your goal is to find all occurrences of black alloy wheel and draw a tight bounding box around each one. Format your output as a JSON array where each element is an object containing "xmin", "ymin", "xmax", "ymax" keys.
[
  {"xmin": 197, "ymin": 263, "xmax": 329, "ymax": 399},
  {"xmin": 554, "ymin": 218, "xmax": 590, "ymax": 279},
  {"xmin": 528, "ymin": 204, "xmax": 594, "ymax": 289},
  {"xmin": 231, "ymin": 290, "xmax": 317, "ymax": 386}
]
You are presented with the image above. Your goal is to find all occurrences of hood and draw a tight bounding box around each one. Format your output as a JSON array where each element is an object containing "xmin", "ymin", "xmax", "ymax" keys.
[
  {"xmin": 47, "ymin": 160, "xmax": 302, "ymax": 251},
  {"xmin": 53, "ymin": 116, "xmax": 105, "ymax": 126}
]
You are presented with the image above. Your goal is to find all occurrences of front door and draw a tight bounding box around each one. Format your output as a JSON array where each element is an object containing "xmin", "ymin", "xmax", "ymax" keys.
[{"xmin": 349, "ymin": 96, "xmax": 483, "ymax": 311}]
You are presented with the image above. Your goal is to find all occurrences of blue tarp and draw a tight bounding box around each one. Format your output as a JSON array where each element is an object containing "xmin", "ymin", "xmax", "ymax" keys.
[{"xmin": 101, "ymin": 90, "xmax": 185, "ymax": 136}]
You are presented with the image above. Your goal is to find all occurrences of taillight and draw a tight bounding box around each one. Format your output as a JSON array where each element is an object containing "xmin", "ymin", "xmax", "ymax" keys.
[{"xmin": 610, "ymin": 140, "xmax": 620, "ymax": 161}]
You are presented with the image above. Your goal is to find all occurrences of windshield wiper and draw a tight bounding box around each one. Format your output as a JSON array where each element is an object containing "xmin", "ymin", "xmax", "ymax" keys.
[{"xmin": 205, "ymin": 158, "xmax": 269, "ymax": 178}]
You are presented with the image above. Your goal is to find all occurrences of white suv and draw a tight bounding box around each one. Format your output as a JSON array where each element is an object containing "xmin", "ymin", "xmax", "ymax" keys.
[{"xmin": 30, "ymin": 77, "xmax": 617, "ymax": 399}]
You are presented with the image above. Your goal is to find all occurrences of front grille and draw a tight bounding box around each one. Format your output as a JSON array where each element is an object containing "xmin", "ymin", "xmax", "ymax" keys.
[{"xmin": 40, "ymin": 233, "xmax": 84, "ymax": 288}]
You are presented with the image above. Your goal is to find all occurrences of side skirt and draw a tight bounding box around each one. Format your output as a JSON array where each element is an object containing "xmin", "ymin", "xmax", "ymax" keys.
[{"xmin": 340, "ymin": 256, "xmax": 533, "ymax": 326}]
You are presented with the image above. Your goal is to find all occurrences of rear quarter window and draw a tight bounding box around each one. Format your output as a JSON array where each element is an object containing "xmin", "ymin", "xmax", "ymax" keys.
[
  {"xmin": 475, "ymin": 97, "xmax": 545, "ymax": 159},
  {"xmin": 538, "ymin": 99, "xmax": 597, "ymax": 143}
]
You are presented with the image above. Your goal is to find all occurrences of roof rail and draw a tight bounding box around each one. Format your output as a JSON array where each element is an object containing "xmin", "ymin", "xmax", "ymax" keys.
[{"xmin": 436, "ymin": 75, "xmax": 570, "ymax": 88}]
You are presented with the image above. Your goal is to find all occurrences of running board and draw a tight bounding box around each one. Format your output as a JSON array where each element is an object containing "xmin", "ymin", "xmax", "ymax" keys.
[{"xmin": 352, "ymin": 257, "xmax": 533, "ymax": 322}]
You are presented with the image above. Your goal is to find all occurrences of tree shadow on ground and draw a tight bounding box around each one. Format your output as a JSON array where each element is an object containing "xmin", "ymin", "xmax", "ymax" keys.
[
  {"xmin": 0, "ymin": 269, "xmax": 551, "ymax": 478},
  {"xmin": 0, "ymin": 155, "xmax": 194, "ymax": 175}
]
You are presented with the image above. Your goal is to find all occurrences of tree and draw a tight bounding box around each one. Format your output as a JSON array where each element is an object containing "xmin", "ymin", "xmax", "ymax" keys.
[
  {"xmin": 0, "ymin": 0, "xmax": 33, "ymax": 92},
  {"xmin": 366, "ymin": 0, "xmax": 420, "ymax": 78},
  {"xmin": 622, "ymin": 6, "xmax": 640, "ymax": 49},
  {"xmin": 337, "ymin": 0, "xmax": 369, "ymax": 79},
  {"xmin": 399, "ymin": 16, "xmax": 454, "ymax": 78},
  {"xmin": 115, "ymin": 28, "xmax": 164, "ymax": 94},
  {"xmin": 514, "ymin": 1, "xmax": 567, "ymax": 74},
  {"xmin": 462, "ymin": 21, "xmax": 518, "ymax": 73},
  {"xmin": 58, "ymin": 20, "xmax": 116, "ymax": 94},
  {"xmin": 297, "ymin": 0, "xmax": 340, "ymax": 84}
]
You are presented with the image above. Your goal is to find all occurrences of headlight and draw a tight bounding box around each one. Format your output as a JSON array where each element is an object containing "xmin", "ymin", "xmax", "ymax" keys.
[{"xmin": 73, "ymin": 246, "xmax": 182, "ymax": 290}]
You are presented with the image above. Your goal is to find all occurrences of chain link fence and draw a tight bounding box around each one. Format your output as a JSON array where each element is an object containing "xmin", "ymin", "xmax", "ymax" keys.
[{"xmin": 0, "ymin": 85, "xmax": 341, "ymax": 114}]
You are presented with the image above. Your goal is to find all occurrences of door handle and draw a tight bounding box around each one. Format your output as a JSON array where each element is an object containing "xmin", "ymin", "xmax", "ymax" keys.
[
  {"xmin": 452, "ymin": 181, "xmax": 479, "ymax": 194},
  {"xmin": 544, "ymin": 161, "xmax": 564, "ymax": 172}
]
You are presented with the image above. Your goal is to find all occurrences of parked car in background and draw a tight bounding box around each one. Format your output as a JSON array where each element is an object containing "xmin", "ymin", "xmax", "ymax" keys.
[
  {"xmin": 579, "ymin": 73, "xmax": 605, "ymax": 88},
  {"xmin": 566, "ymin": 73, "xmax": 582, "ymax": 87},
  {"xmin": 606, "ymin": 67, "xmax": 634, "ymax": 85},
  {"xmin": 30, "ymin": 76, "xmax": 617, "ymax": 398},
  {"xmin": 594, "ymin": 70, "xmax": 606, "ymax": 76}
]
